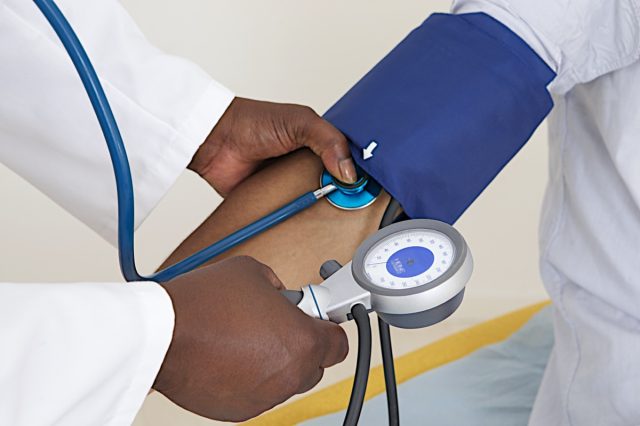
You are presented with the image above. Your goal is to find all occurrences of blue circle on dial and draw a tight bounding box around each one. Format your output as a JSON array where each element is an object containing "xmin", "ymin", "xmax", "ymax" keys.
[{"xmin": 386, "ymin": 246, "xmax": 434, "ymax": 278}]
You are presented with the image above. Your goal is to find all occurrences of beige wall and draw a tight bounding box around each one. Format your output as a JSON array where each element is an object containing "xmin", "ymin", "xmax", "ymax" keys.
[{"xmin": 0, "ymin": 1, "xmax": 550, "ymax": 424}]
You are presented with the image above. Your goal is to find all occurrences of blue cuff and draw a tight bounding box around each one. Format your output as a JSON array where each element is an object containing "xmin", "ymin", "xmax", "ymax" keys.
[{"xmin": 324, "ymin": 13, "xmax": 555, "ymax": 224}]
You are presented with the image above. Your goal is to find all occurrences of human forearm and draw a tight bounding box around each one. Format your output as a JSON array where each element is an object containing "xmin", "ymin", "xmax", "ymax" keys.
[{"xmin": 161, "ymin": 149, "xmax": 391, "ymax": 289}]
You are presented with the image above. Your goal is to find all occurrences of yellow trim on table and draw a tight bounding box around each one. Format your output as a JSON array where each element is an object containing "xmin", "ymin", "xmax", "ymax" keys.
[{"xmin": 244, "ymin": 301, "xmax": 550, "ymax": 426}]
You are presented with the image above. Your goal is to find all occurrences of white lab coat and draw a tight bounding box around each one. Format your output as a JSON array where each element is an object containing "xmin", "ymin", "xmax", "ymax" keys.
[
  {"xmin": 0, "ymin": 0, "xmax": 233, "ymax": 424},
  {"xmin": 454, "ymin": 1, "xmax": 640, "ymax": 425}
]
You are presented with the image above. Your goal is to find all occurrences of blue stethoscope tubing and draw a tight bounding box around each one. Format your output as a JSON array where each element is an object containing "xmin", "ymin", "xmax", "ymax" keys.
[{"xmin": 33, "ymin": 0, "xmax": 332, "ymax": 283}]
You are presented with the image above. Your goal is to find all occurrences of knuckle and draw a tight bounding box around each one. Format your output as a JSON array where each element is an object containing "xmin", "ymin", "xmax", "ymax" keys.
[
  {"xmin": 228, "ymin": 413, "xmax": 251, "ymax": 423},
  {"xmin": 296, "ymin": 106, "xmax": 323, "ymax": 131},
  {"xmin": 257, "ymin": 261, "xmax": 275, "ymax": 275},
  {"xmin": 229, "ymin": 407, "xmax": 263, "ymax": 423},
  {"xmin": 228, "ymin": 256, "xmax": 271, "ymax": 277},
  {"xmin": 297, "ymin": 104, "xmax": 317, "ymax": 117},
  {"xmin": 233, "ymin": 255, "xmax": 260, "ymax": 267},
  {"xmin": 326, "ymin": 137, "xmax": 346, "ymax": 153},
  {"xmin": 309, "ymin": 368, "xmax": 325, "ymax": 392},
  {"xmin": 336, "ymin": 331, "xmax": 349, "ymax": 361},
  {"xmin": 318, "ymin": 130, "xmax": 347, "ymax": 153},
  {"xmin": 286, "ymin": 372, "xmax": 305, "ymax": 395},
  {"xmin": 236, "ymin": 254, "xmax": 256, "ymax": 262},
  {"xmin": 254, "ymin": 261, "xmax": 278, "ymax": 281}
]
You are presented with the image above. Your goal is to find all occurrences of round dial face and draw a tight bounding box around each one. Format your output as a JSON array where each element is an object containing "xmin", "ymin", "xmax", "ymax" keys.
[{"xmin": 362, "ymin": 229, "xmax": 455, "ymax": 291}]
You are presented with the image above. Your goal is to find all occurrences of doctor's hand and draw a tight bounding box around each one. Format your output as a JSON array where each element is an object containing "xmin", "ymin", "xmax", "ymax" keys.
[
  {"xmin": 154, "ymin": 256, "xmax": 349, "ymax": 422},
  {"xmin": 188, "ymin": 97, "xmax": 356, "ymax": 196}
]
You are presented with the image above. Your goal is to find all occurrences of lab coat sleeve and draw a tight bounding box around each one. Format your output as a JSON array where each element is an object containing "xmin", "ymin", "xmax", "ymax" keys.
[
  {"xmin": 0, "ymin": 281, "xmax": 174, "ymax": 425},
  {"xmin": 452, "ymin": 0, "xmax": 640, "ymax": 94},
  {"xmin": 0, "ymin": 0, "xmax": 234, "ymax": 245}
]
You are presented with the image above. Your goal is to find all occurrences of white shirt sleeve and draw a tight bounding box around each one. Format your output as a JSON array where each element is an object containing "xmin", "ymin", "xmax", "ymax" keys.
[
  {"xmin": 0, "ymin": 0, "xmax": 230, "ymax": 424},
  {"xmin": 452, "ymin": 0, "xmax": 640, "ymax": 94},
  {"xmin": 0, "ymin": 281, "xmax": 175, "ymax": 425},
  {"xmin": 0, "ymin": 0, "xmax": 234, "ymax": 245}
]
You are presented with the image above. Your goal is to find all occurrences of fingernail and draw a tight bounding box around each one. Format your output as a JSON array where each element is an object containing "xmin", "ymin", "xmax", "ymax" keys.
[{"xmin": 338, "ymin": 158, "xmax": 357, "ymax": 184}]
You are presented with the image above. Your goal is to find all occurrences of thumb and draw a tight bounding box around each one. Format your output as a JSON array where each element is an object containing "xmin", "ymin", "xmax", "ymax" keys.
[
  {"xmin": 303, "ymin": 118, "xmax": 357, "ymax": 184},
  {"xmin": 313, "ymin": 319, "xmax": 349, "ymax": 368}
]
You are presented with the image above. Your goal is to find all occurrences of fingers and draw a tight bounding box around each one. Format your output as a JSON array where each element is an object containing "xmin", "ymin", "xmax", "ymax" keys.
[
  {"xmin": 259, "ymin": 263, "xmax": 286, "ymax": 290},
  {"xmin": 311, "ymin": 121, "xmax": 357, "ymax": 184},
  {"xmin": 296, "ymin": 107, "xmax": 357, "ymax": 184},
  {"xmin": 294, "ymin": 320, "xmax": 346, "ymax": 395},
  {"xmin": 231, "ymin": 256, "xmax": 285, "ymax": 290},
  {"xmin": 296, "ymin": 367, "xmax": 325, "ymax": 395},
  {"xmin": 313, "ymin": 319, "xmax": 349, "ymax": 368}
]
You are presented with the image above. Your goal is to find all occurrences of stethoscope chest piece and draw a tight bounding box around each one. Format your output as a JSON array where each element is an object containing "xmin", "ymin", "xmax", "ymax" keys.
[{"xmin": 321, "ymin": 169, "xmax": 382, "ymax": 210}]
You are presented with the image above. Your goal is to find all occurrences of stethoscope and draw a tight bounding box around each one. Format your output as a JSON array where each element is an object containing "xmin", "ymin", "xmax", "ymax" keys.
[
  {"xmin": 31, "ymin": 0, "xmax": 380, "ymax": 284},
  {"xmin": 34, "ymin": 1, "xmax": 474, "ymax": 424}
]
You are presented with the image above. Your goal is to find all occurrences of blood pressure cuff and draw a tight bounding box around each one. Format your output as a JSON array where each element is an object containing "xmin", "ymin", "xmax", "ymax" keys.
[{"xmin": 324, "ymin": 13, "xmax": 555, "ymax": 224}]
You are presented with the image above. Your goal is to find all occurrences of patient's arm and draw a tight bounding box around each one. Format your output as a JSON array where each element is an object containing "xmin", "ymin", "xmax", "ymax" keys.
[{"xmin": 161, "ymin": 149, "xmax": 392, "ymax": 289}]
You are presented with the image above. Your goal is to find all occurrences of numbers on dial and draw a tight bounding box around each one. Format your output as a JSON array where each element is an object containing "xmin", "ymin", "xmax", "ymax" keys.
[{"xmin": 363, "ymin": 229, "xmax": 455, "ymax": 291}]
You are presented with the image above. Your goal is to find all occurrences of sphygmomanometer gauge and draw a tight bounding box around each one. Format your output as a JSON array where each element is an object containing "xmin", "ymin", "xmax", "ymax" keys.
[
  {"xmin": 287, "ymin": 219, "xmax": 473, "ymax": 329},
  {"xmin": 351, "ymin": 219, "xmax": 473, "ymax": 328}
]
